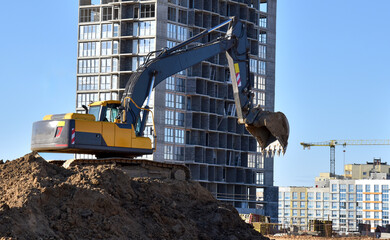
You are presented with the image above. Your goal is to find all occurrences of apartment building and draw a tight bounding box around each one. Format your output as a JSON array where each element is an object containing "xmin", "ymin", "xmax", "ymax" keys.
[
  {"xmin": 344, "ymin": 158, "xmax": 390, "ymax": 179},
  {"xmin": 76, "ymin": 0, "xmax": 279, "ymax": 219},
  {"xmin": 279, "ymin": 178, "xmax": 390, "ymax": 233}
]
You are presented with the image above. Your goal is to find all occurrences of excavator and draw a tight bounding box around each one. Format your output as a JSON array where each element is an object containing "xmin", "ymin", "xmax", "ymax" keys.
[{"xmin": 31, "ymin": 17, "xmax": 289, "ymax": 180}]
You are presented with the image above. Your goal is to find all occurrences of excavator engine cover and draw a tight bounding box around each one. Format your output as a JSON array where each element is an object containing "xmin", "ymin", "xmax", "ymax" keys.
[{"xmin": 244, "ymin": 106, "xmax": 289, "ymax": 155}]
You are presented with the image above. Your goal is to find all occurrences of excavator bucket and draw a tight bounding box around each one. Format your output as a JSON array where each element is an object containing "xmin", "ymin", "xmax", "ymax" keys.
[{"xmin": 244, "ymin": 107, "xmax": 289, "ymax": 155}]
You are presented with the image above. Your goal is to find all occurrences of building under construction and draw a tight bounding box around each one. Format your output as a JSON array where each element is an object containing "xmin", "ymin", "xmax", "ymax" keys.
[{"xmin": 76, "ymin": 0, "xmax": 278, "ymax": 219}]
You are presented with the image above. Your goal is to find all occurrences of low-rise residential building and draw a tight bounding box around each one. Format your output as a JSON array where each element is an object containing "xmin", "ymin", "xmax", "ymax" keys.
[{"xmin": 279, "ymin": 175, "xmax": 390, "ymax": 233}]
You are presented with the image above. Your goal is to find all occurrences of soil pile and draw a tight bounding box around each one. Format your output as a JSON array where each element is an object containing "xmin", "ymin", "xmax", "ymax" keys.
[{"xmin": 0, "ymin": 153, "xmax": 268, "ymax": 240}]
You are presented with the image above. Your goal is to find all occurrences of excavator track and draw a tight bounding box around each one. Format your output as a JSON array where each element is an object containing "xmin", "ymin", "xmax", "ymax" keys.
[{"xmin": 55, "ymin": 158, "xmax": 191, "ymax": 181}]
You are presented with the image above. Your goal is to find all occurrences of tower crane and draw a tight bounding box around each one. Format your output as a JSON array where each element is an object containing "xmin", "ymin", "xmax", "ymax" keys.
[{"xmin": 300, "ymin": 140, "xmax": 390, "ymax": 177}]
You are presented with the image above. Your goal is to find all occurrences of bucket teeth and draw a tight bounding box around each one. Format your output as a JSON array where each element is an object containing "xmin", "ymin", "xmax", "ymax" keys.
[{"xmin": 245, "ymin": 107, "xmax": 289, "ymax": 155}]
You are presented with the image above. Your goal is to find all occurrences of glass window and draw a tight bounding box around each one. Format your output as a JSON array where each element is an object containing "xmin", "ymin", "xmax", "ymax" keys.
[
  {"xmin": 348, "ymin": 202, "xmax": 354, "ymax": 209},
  {"xmin": 331, "ymin": 184, "xmax": 337, "ymax": 192},
  {"xmin": 300, "ymin": 201, "xmax": 305, "ymax": 208},
  {"xmin": 165, "ymin": 110, "xmax": 174, "ymax": 125},
  {"xmin": 383, "ymin": 185, "xmax": 389, "ymax": 193},
  {"xmin": 324, "ymin": 192, "xmax": 329, "ymax": 200},
  {"xmin": 175, "ymin": 129, "xmax": 184, "ymax": 144},
  {"xmin": 300, "ymin": 210, "xmax": 306, "ymax": 216},
  {"xmin": 316, "ymin": 192, "xmax": 321, "ymax": 200},
  {"xmin": 292, "ymin": 201, "xmax": 297, "ymax": 208},
  {"xmin": 259, "ymin": 2, "xmax": 267, "ymax": 12},
  {"xmin": 165, "ymin": 93, "xmax": 175, "ymax": 108},
  {"xmin": 100, "ymin": 75, "xmax": 111, "ymax": 90},
  {"xmin": 356, "ymin": 185, "xmax": 363, "ymax": 192},
  {"xmin": 140, "ymin": 4, "xmax": 155, "ymax": 18},
  {"xmin": 79, "ymin": 42, "xmax": 99, "ymax": 57},
  {"xmin": 102, "ymin": 6, "xmax": 112, "ymax": 21},
  {"xmin": 113, "ymin": 41, "xmax": 118, "ymax": 54},
  {"xmin": 80, "ymin": 8, "xmax": 100, "ymax": 22},
  {"xmin": 365, "ymin": 202, "xmax": 371, "ymax": 209},
  {"xmin": 383, "ymin": 194, "xmax": 389, "ymax": 202},
  {"xmin": 255, "ymin": 172, "xmax": 264, "ymax": 184},
  {"xmin": 175, "ymin": 95, "xmax": 185, "ymax": 109},
  {"xmin": 300, "ymin": 192, "xmax": 305, "ymax": 199},
  {"xmin": 365, "ymin": 185, "xmax": 371, "ymax": 192},
  {"xmin": 292, "ymin": 192, "xmax": 298, "ymax": 200},
  {"xmin": 324, "ymin": 201, "xmax": 329, "ymax": 209},
  {"xmin": 102, "ymin": 24, "xmax": 112, "ymax": 38},
  {"xmin": 285, "ymin": 192, "xmax": 290, "ymax": 200},
  {"xmin": 383, "ymin": 203, "xmax": 389, "ymax": 210},
  {"xmin": 340, "ymin": 184, "xmax": 346, "ymax": 192},
  {"xmin": 332, "ymin": 202, "xmax": 338, "ymax": 209},
  {"xmin": 374, "ymin": 194, "xmax": 380, "ymax": 201},
  {"xmin": 348, "ymin": 194, "xmax": 354, "ymax": 201},
  {"xmin": 113, "ymin": 23, "xmax": 119, "ymax": 37},
  {"xmin": 100, "ymin": 58, "xmax": 112, "ymax": 73},
  {"xmin": 175, "ymin": 112, "xmax": 184, "ymax": 126},
  {"xmin": 77, "ymin": 93, "xmax": 98, "ymax": 108},
  {"xmin": 259, "ymin": 16, "xmax": 267, "ymax": 28},
  {"xmin": 357, "ymin": 193, "xmax": 363, "ymax": 201},
  {"xmin": 374, "ymin": 203, "xmax": 380, "ymax": 210},
  {"xmin": 365, "ymin": 194, "xmax": 371, "ymax": 201},
  {"xmin": 101, "ymin": 41, "xmax": 112, "ymax": 56},
  {"xmin": 164, "ymin": 145, "xmax": 174, "ymax": 160},
  {"xmin": 164, "ymin": 128, "xmax": 174, "ymax": 142},
  {"xmin": 166, "ymin": 76, "xmax": 175, "ymax": 90},
  {"xmin": 308, "ymin": 192, "xmax": 314, "ymax": 200},
  {"xmin": 332, "ymin": 193, "xmax": 338, "ymax": 201},
  {"xmin": 375, "ymin": 185, "xmax": 380, "ymax": 192},
  {"xmin": 316, "ymin": 210, "xmax": 321, "ymax": 217},
  {"xmin": 78, "ymin": 76, "xmax": 98, "ymax": 91},
  {"xmin": 340, "ymin": 193, "xmax": 346, "ymax": 201},
  {"xmin": 316, "ymin": 202, "xmax": 321, "ymax": 208}
]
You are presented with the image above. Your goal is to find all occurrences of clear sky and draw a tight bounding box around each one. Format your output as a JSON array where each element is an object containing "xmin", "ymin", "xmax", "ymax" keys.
[{"xmin": 0, "ymin": 1, "xmax": 389, "ymax": 187}]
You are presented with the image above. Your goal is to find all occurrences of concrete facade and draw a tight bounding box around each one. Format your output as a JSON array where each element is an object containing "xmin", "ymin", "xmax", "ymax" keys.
[{"xmin": 76, "ymin": 0, "xmax": 278, "ymax": 219}]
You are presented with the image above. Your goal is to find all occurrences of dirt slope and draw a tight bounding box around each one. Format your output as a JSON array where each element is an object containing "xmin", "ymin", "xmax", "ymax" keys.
[{"xmin": 0, "ymin": 153, "xmax": 268, "ymax": 240}]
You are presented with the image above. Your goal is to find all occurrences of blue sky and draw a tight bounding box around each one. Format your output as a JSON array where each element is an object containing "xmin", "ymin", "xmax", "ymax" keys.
[{"xmin": 0, "ymin": 1, "xmax": 389, "ymax": 187}]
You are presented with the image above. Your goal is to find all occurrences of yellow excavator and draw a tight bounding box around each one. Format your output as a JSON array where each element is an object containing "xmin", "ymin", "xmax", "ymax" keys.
[{"xmin": 31, "ymin": 17, "xmax": 289, "ymax": 179}]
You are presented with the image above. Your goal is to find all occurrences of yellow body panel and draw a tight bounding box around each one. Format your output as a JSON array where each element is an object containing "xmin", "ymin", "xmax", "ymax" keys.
[
  {"xmin": 43, "ymin": 113, "xmax": 95, "ymax": 121},
  {"xmin": 115, "ymin": 125, "xmax": 133, "ymax": 147},
  {"xmin": 43, "ymin": 115, "xmax": 53, "ymax": 120},
  {"xmin": 131, "ymin": 136, "xmax": 152, "ymax": 149},
  {"xmin": 75, "ymin": 120, "xmax": 152, "ymax": 150},
  {"xmin": 76, "ymin": 120, "xmax": 102, "ymax": 133},
  {"xmin": 64, "ymin": 113, "xmax": 95, "ymax": 121},
  {"xmin": 102, "ymin": 122, "xmax": 116, "ymax": 146}
]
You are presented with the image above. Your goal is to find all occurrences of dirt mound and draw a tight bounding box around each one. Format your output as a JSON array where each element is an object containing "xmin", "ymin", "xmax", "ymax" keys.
[{"xmin": 0, "ymin": 153, "xmax": 268, "ymax": 240}]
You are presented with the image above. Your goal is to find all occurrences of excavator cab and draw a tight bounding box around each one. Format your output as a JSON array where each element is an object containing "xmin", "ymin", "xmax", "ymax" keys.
[{"xmin": 88, "ymin": 101, "xmax": 121, "ymax": 122}]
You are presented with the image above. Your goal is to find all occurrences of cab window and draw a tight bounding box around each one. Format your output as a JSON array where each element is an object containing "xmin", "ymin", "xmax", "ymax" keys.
[
  {"xmin": 89, "ymin": 106, "xmax": 101, "ymax": 121},
  {"xmin": 106, "ymin": 107, "xmax": 119, "ymax": 122}
]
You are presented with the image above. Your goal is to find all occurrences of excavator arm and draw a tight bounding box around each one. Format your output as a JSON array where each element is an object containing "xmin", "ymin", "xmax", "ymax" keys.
[
  {"xmin": 121, "ymin": 17, "xmax": 289, "ymax": 154},
  {"xmin": 31, "ymin": 17, "xmax": 288, "ymax": 158}
]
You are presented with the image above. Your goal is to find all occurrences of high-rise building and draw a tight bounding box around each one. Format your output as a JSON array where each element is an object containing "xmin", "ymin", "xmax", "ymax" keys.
[{"xmin": 76, "ymin": 0, "xmax": 278, "ymax": 219}]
